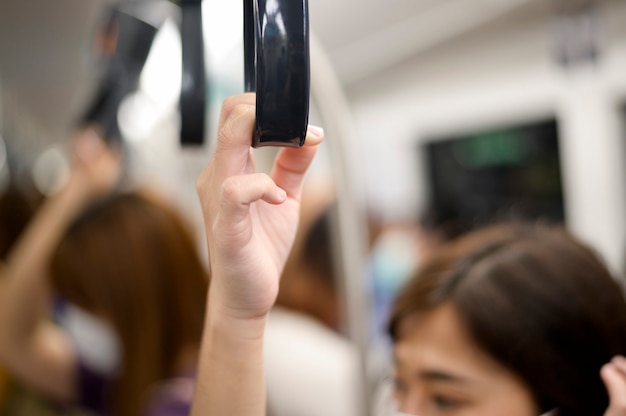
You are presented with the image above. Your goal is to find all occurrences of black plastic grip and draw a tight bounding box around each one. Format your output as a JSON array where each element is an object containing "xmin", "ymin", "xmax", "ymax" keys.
[
  {"xmin": 180, "ymin": 0, "xmax": 207, "ymax": 145},
  {"xmin": 244, "ymin": 0, "xmax": 310, "ymax": 148},
  {"xmin": 81, "ymin": 9, "xmax": 158, "ymax": 143}
]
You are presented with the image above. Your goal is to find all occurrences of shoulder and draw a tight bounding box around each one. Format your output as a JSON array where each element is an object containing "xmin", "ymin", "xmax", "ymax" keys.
[
  {"xmin": 265, "ymin": 307, "xmax": 357, "ymax": 361},
  {"xmin": 264, "ymin": 308, "xmax": 361, "ymax": 416}
]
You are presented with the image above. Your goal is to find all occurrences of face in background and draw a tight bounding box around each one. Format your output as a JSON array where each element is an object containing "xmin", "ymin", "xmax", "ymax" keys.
[
  {"xmin": 389, "ymin": 224, "xmax": 626, "ymax": 415},
  {"xmin": 393, "ymin": 302, "xmax": 538, "ymax": 416}
]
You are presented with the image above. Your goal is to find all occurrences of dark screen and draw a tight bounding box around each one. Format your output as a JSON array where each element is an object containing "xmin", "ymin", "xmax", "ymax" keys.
[{"xmin": 423, "ymin": 119, "xmax": 565, "ymax": 233}]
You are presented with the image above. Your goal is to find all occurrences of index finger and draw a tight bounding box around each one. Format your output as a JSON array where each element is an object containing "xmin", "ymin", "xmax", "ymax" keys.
[
  {"xmin": 212, "ymin": 99, "xmax": 256, "ymax": 178},
  {"xmin": 218, "ymin": 93, "xmax": 256, "ymax": 129}
]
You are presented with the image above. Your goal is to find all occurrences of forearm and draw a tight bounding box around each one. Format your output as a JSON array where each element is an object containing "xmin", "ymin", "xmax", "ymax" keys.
[{"xmin": 191, "ymin": 298, "xmax": 268, "ymax": 416}]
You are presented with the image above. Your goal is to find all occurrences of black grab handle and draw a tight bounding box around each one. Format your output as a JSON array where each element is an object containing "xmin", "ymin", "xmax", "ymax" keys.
[
  {"xmin": 81, "ymin": 8, "xmax": 159, "ymax": 144},
  {"xmin": 180, "ymin": 0, "xmax": 207, "ymax": 145},
  {"xmin": 244, "ymin": 0, "xmax": 310, "ymax": 148}
]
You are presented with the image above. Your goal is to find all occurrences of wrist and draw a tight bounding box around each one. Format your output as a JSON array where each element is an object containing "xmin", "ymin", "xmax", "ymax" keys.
[
  {"xmin": 206, "ymin": 296, "xmax": 269, "ymax": 342},
  {"xmin": 65, "ymin": 172, "xmax": 97, "ymax": 199},
  {"xmin": 62, "ymin": 169, "xmax": 115, "ymax": 210},
  {"xmin": 41, "ymin": 174, "xmax": 102, "ymax": 229}
]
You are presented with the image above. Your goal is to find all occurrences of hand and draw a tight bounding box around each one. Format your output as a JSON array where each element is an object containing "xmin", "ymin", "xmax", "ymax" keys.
[
  {"xmin": 602, "ymin": 356, "xmax": 626, "ymax": 415},
  {"xmin": 196, "ymin": 94, "xmax": 323, "ymax": 320},
  {"xmin": 68, "ymin": 126, "xmax": 122, "ymax": 199}
]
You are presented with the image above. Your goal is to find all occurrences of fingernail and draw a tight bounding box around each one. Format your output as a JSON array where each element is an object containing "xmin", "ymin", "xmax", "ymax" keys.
[
  {"xmin": 277, "ymin": 188, "xmax": 287, "ymax": 200},
  {"xmin": 307, "ymin": 125, "xmax": 324, "ymax": 139}
]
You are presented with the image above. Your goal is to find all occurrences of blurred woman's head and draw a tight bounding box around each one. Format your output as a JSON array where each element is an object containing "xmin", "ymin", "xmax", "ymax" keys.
[
  {"xmin": 50, "ymin": 191, "xmax": 208, "ymax": 416},
  {"xmin": 389, "ymin": 223, "xmax": 626, "ymax": 416}
]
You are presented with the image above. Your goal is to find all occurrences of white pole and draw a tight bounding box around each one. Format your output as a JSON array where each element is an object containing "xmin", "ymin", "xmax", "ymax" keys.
[{"xmin": 310, "ymin": 33, "xmax": 372, "ymax": 416}]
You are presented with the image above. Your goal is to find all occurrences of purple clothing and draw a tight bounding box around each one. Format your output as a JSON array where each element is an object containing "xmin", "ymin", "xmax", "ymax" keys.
[
  {"xmin": 76, "ymin": 355, "xmax": 114, "ymax": 415},
  {"xmin": 145, "ymin": 376, "xmax": 195, "ymax": 416},
  {"xmin": 76, "ymin": 359, "xmax": 195, "ymax": 416},
  {"xmin": 55, "ymin": 299, "xmax": 195, "ymax": 415}
]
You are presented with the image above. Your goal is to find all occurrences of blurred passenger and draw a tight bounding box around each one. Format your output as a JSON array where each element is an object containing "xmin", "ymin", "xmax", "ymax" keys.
[
  {"xmin": 0, "ymin": 184, "xmax": 43, "ymax": 411},
  {"xmin": 0, "ymin": 128, "xmax": 208, "ymax": 416},
  {"xmin": 265, "ymin": 190, "xmax": 360, "ymax": 416},
  {"xmin": 276, "ymin": 187, "xmax": 340, "ymax": 330},
  {"xmin": 369, "ymin": 204, "xmax": 470, "ymax": 344},
  {"xmin": 0, "ymin": 183, "xmax": 43, "ymax": 264},
  {"xmin": 191, "ymin": 94, "xmax": 626, "ymax": 416},
  {"xmin": 386, "ymin": 223, "xmax": 626, "ymax": 415}
]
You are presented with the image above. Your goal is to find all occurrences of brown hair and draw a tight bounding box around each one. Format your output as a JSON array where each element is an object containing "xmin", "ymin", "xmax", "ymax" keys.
[
  {"xmin": 277, "ymin": 201, "xmax": 342, "ymax": 331},
  {"xmin": 0, "ymin": 184, "xmax": 42, "ymax": 261},
  {"xmin": 389, "ymin": 223, "xmax": 626, "ymax": 415},
  {"xmin": 50, "ymin": 192, "xmax": 208, "ymax": 416}
]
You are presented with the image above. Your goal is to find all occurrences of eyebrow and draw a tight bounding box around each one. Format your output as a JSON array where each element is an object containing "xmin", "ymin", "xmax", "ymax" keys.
[
  {"xmin": 416, "ymin": 370, "xmax": 471, "ymax": 384},
  {"xmin": 393, "ymin": 354, "xmax": 474, "ymax": 385}
]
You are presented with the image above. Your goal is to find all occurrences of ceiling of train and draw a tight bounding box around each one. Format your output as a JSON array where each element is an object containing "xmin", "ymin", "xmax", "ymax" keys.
[{"xmin": 0, "ymin": 0, "xmax": 596, "ymax": 152}]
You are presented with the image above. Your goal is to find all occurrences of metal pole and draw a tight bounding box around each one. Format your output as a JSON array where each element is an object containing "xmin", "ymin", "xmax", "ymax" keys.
[{"xmin": 309, "ymin": 33, "xmax": 373, "ymax": 416}]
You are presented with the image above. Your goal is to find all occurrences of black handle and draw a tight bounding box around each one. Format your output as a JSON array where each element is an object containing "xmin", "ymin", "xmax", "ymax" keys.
[
  {"xmin": 244, "ymin": 0, "xmax": 310, "ymax": 148},
  {"xmin": 81, "ymin": 9, "xmax": 159, "ymax": 143},
  {"xmin": 180, "ymin": 0, "xmax": 207, "ymax": 145}
]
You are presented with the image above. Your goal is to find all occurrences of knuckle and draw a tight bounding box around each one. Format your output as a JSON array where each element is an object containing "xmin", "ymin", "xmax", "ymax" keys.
[
  {"xmin": 222, "ymin": 95, "xmax": 238, "ymax": 111},
  {"xmin": 218, "ymin": 104, "xmax": 250, "ymax": 144},
  {"xmin": 217, "ymin": 121, "xmax": 234, "ymax": 145},
  {"xmin": 221, "ymin": 177, "xmax": 241, "ymax": 202},
  {"xmin": 260, "ymin": 173, "xmax": 273, "ymax": 188},
  {"xmin": 231, "ymin": 103, "xmax": 252, "ymax": 121}
]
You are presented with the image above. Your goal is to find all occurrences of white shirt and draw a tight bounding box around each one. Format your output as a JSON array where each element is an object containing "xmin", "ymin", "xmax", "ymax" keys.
[{"xmin": 264, "ymin": 307, "xmax": 362, "ymax": 416}]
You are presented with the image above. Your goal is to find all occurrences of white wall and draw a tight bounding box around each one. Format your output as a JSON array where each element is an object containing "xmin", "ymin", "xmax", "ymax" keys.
[{"xmin": 346, "ymin": 0, "xmax": 626, "ymax": 274}]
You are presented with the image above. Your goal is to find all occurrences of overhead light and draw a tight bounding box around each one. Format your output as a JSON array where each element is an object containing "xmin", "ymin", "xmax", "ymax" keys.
[
  {"xmin": 117, "ymin": 91, "xmax": 160, "ymax": 144},
  {"xmin": 139, "ymin": 18, "xmax": 182, "ymax": 112}
]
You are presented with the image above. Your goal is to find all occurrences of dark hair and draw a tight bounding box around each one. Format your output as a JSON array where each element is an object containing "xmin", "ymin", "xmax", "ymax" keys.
[
  {"xmin": 277, "ymin": 202, "xmax": 341, "ymax": 330},
  {"xmin": 389, "ymin": 223, "xmax": 626, "ymax": 415},
  {"xmin": 0, "ymin": 184, "xmax": 42, "ymax": 260},
  {"xmin": 300, "ymin": 205, "xmax": 337, "ymax": 289},
  {"xmin": 50, "ymin": 192, "xmax": 208, "ymax": 416}
]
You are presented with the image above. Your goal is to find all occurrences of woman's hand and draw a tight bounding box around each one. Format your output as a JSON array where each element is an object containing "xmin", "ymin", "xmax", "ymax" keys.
[
  {"xmin": 67, "ymin": 126, "xmax": 122, "ymax": 200},
  {"xmin": 602, "ymin": 356, "xmax": 626, "ymax": 415},
  {"xmin": 192, "ymin": 94, "xmax": 322, "ymax": 415},
  {"xmin": 196, "ymin": 94, "xmax": 323, "ymax": 320}
]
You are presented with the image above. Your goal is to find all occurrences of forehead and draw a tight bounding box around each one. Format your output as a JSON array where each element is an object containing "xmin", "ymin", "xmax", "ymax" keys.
[{"xmin": 394, "ymin": 303, "xmax": 512, "ymax": 382}]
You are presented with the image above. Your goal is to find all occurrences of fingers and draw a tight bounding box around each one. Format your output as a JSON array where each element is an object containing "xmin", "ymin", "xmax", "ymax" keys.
[
  {"xmin": 208, "ymin": 94, "xmax": 324, "ymax": 204},
  {"xmin": 216, "ymin": 102, "xmax": 256, "ymax": 151},
  {"xmin": 602, "ymin": 356, "xmax": 626, "ymax": 413},
  {"xmin": 304, "ymin": 125, "xmax": 324, "ymax": 147},
  {"xmin": 212, "ymin": 99, "xmax": 257, "ymax": 180},
  {"xmin": 72, "ymin": 126, "xmax": 109, "ymax": 164},
  {"xmin": 218, "ymin": 93, "xmax": 256, "ymax": 129},
  {"xmin": 271, "ymin": 126, "xmax": 324, "ymax": 197},
  {"xmin": 218, "ymin": 173, "xmax": 286, "ymax": 225}
]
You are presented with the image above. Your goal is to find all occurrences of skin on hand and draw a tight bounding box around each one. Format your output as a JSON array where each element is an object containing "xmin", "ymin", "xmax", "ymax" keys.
[
  {"xmin": 602, "ymin": 356, "xmax": 626, "ymax": 416},
  {"xmin": 191, "ymin": 94, "xmax": 323, "ymax": 416},
  {"xmin": 68, "ymin": 125, "xmax": 122, "ymax": 198},
  {"xmin": 196, "ymin": 93, "xmax": 323, "ymax": 321}
]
